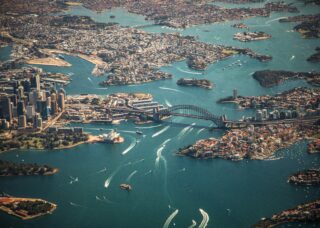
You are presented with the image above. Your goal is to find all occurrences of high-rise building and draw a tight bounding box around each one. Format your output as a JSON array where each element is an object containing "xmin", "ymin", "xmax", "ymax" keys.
[
  {"xmin": 0, "ymin": 96, "xmax": 13, "ymax": 122},
  {"xmin": 58, "ymin": 92, "xmax": 65, "ymax": 111},
  {"xmin": 17, "ymin": 100, "xmax": 25, "ymax": 116},
  {"xmin": 23, "ymin": 79, "xmax": 31, "ymax": 93},
  {"xmin": 37, "ymin": 100, "xmax": 49, "ymax": 120},
  {"xmin": 233, "ymin": 88, "xmax": 238, "ymax": 100},
  {"xmin": 26, "ymin": 105, "xmax": 35, "ymax": 120},
  {"xmin": 18, "ymin": 115, "xmax": 27, "ymax": 129},
  {"xmin": 31, "ymin": 74, "xmax": 40, "ymax": 91},
  {"xmin": 17, "ymin": 86, "xmax": 24, "ymax": 99}
]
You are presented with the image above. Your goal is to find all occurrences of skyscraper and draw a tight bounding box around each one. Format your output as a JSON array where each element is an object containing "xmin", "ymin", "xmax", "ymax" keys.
[
  {"xmin": 18, "ymin": 115, "xmax": 27, "ymax": 129},
  {"xmin": 31, "ymin": 74, "xmax": 40, "ymax": 91},
  {"xmin": 58, "ymin": 92, "xmax": 65, "ymax": 111},
  {"xmin": 17, "ymin": 100, "xmax": 25, "ymax": 116},
  {"xmin": 0, "ymin": 96, "xmax": 13, "ymax": 122}
]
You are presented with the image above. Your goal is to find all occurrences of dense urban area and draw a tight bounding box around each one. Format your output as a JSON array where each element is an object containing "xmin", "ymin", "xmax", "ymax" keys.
[{"xmin": 0, "ymin": 0, "xmax": 319, "ymax": 227}]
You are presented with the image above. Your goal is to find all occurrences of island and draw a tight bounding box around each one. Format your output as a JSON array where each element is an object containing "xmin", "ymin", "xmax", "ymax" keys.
[
  {"xmin": 253, "ymin": 199, "xmax": 320, "ymax": 227},
  {"xmin": 177, "ymin": 78, "xmax": 213, "ymax": 89},
  {"xmin": 288, "ymin": 169, "xmax": 320, "ymax": 186},
  {"xmin": 252, "ymin": 70, "xmax": 320, "ymax": 87},
  {"xmin": 233, "ymin": 31, "xmax": 271, "ymax": 42},
  {"xmin": 0, "ymin": 195, "xmax": 56, "ymax": 220},
  {"xmin": 231, "ymin": 23, "xmax": 249, "ymax": 29},
  {"xmin": 0, "ymin": 160, "xmax": 58, "ymax": 176}
]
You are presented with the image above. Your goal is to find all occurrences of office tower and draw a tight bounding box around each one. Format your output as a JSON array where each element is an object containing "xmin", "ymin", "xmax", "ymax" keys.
[
  {"xmin": 26, "ymin": 105, "xmax": 35, "ymax": 120},
  {"xmin": 233, "ymin": 88, "xmax": 238, "ymax": 99},
  {"xmin": 58, "ymin": 92, "xmax": 65, "ymax": 111},
  {"xmin": 31, "ymin": 74, "xmax": 40, "ymax": 91},
  {"xmin": 23, "ymin": 79, "xmax": 31, "ymax": 93},
  {"xmin": 0, "ymin": 96, "xmax": 13, "ymax": 122},
  {"xmin": 18, "ymin": 115, "xmax": 27, "ymax": 129},
  {"xmin": 17, "ymin": 100, "xmax": 25, "ymax": 116}
]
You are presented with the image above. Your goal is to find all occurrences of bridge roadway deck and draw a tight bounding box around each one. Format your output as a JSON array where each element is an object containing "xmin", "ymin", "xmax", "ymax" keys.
[{"xmin": 109, "ymin": 107, "xmax": 319, "ymax": 126}]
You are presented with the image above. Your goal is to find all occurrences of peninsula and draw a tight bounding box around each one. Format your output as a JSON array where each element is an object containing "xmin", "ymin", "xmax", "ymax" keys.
[
  {"xmin": 254, "ymin": 199, "xmax": 320, "ymax": 227},
  {"xmin": 0, "ymin": 160, "xmax": 58, "ymax": 176},
  {"xmin": 252, "ymin": 70, "xmax": 320, "ymax": 87},
  {"xmin": 288, "ymin": 169, "xmax": 320, "ymax": 186},
  {"xmin": 177, "ymin": 123, "xmax": 319, "ymax": 161},
  {"xmin": 0, "ymin": 195, "xmax": 56, "ymax": 220}
]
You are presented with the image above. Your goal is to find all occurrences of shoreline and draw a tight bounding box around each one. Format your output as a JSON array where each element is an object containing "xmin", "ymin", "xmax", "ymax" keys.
[
  {"xmin": 26, "ymin": 57, "xmax": 72, "ymax": 67},
  {"xmin": 0, "ymin": 197, "xmax": 57, "ymax": 220}
]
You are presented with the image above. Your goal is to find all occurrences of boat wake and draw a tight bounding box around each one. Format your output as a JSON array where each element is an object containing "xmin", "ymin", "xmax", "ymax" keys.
[
  {"xmin": 136, "ymin": 124, "xmax": 162, "ymax": 129},
  {"xmin": 96, "ymin": 87, "xmax": 108, "ymax": 90},
  {"xmin": 120, "ymin": 130, "xmax": 137, "ymax": 134},
  {"xmin": 152, "ymin": 126, "xmax": 170, "ymax": 138},
  {"xmin": 70, "ymin": 202, "xmax": 86, "ymax": 208},
  {"xmin": 266, "ymin": 17, "xmax": 287, "ymax": 24},
  {"xmin": 126, "ymin": 170, "xmax": 138, "ymax": 182},
  {"xmin": 178, "ymin": 168, "xmax": 186, "ymax": 173},
  {"xmin": 131, "ymin": 158, "xmax": 145, "ymax": 165},
  {"xmin": 96, "ymin": 167, "xmax": 107, "ymax": 174},
  {"xmin": 188, "ymin": 220, "xmax": 197, "ymax": 228},
  {"xmin": 104, "ymin": 168, "xmax": 120, "ymax": 189},
  {"xmin": 165, "ymin": 99, "xmax": 172, "ymax": 107},
  {"xmin": 163, "ymin": 209, "xmax": 179, "ymax": 228},
  {"xmin": 176, "ymin": 67, "xmax": 203, "ymax": 75},
  {"xmin": 87, "ymin": 77, "xmax": 93, "ymax": 84},
  {"xmin": 199, "ymin": 208, "xmax": 210, "ymax": 228},
  {"xmin": 122, "ymin": 139, "xmax": 137, "ymax": 155},
  {"xmin": 197, "ymin": 128, "xmax": 205, "ymax": 135},
  {"xmin": 177, "ymin": 123, "xmax": 195, "ymax": 139},
  {"xmin": 95, "ymin": 195, "xmax": 114, "ymax": 204},
  {"xmin": 159, "ymin": 87, "xmax": 184, "ymax": 93}
]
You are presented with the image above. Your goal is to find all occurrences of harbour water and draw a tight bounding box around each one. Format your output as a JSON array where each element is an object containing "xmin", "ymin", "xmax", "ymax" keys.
[{"xmin": 1, "ymin": 1, "xmax": 320, "ymax": 227}]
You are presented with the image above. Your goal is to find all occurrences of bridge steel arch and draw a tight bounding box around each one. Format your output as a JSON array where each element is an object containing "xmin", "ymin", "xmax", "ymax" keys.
[{"xmin": 154, "ymin": 104, "xmax": 226, "ymax": 128}]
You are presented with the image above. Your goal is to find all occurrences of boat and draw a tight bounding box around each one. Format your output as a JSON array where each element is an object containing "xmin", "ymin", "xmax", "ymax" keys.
[
  {"xmin": 100, "ymin": 129, "xmax": 124, "ymax": 144},
  {"xmin": 136, "ymin": 130, "xmax": 143, "ymax": 135},
  {"xmin": 120, "ymin": 184, "xmax": 132, "ymax": 191}
]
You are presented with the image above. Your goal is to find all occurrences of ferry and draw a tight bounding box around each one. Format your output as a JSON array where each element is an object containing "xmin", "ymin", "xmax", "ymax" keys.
[{"xmin": 100, "ymin": 129, "xmax": 124, "ymax": 144}]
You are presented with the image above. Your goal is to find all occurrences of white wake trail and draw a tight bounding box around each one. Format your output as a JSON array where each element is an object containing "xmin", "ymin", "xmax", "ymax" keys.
[
  {"xmin": 126, "ymin": 170, "xmax": 138, "ymax": 182},
  {"xmin": 159, "ymin": 87, "xmax": 184, "ymax": 93},
  {"xmin": 197, "ymin": 128, "xmax": 205, "ymax": 134},
  {"xmin": 163, "ymin": 209, "xmax": 179, "ymax": 228},
  {"xmin": 188, "ymin": 220, "xmax": 197, "ymax": 228},
  {"xmin": 96, "ymin": 167, "xmax": 107, "ymax": 174},
  {"xmin": 152, "ymin": 126, "xmax": 170, "ymax": 138},
  {"xmin": 199, "ymin": 208, "xmax": 210, "ymax": 228},
  {"xmin": 122, "ymin": 139, "xmax": 137, "ymax": 155},
  {"xmin": 177, "ymin": 67, "xmax": 203, "ymax": 75},
  {"xmin": 165, "ymin": 99, "xmax": 172, "ymax": 107},
  {"xmin": 104, "ymin": 167, "xmax": 121, "ymax": 189},
  {"xmin": 136, "ymin": 124, "xmax": 162, "ymax": 129},
  {"xmin": 70, "ymin": 202, "xmax": 86, "ymax": 208},
  {"xmin": 266, "ymin": 16, "xmax": 287, "ymax": 24}
]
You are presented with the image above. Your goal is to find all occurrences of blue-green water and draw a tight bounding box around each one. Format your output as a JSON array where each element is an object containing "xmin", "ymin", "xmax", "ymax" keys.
[{"xmin": 1, "ymin": 1, "xmax": 320, "ymax": 227}]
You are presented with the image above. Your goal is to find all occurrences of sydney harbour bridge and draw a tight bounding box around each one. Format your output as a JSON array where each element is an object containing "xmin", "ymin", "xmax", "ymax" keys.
[{"xmin": 109, "ymin": 104, "xmax": 318, "ymax": 129}]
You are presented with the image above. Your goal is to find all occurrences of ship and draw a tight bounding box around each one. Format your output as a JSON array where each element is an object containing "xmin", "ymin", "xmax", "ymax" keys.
[
  {"xmin": 120, "ymin": 184, "xmax": 132, "ymax": 191},
  {"xmin": 136, "ymin": 130, "xmax": 143, "ymax": 135},
  {"xmin": 100, "ymin": 129, "xmax": 124, "ymax": 144}
]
